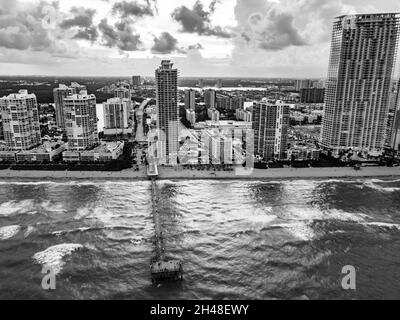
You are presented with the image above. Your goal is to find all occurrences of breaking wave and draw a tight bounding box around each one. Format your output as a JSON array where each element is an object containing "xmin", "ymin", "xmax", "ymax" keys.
[
  {"xmin": 0, "ymin": 225, "xmax": 21, "ymax": 240},
  {"xmin": 32, "ymin": 244, "xmax": 83, "ymax": 275}
]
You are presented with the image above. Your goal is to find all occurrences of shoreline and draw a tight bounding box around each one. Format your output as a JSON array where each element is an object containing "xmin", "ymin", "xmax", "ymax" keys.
[{"xmin": 0, "ymin": 166, "xmax": 399, "ymax": 181}]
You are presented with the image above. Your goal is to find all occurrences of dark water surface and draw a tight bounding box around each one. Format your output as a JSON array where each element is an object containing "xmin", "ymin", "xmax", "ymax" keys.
[{"xmin": 1, "ymin": 178, "xmax": 400, "ymax": 300}]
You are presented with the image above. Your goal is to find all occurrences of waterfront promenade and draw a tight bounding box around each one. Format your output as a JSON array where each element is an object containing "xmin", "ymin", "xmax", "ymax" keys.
[{"xmin": 0, "ymin": 166, "xmax": 399, "ymax": 180}]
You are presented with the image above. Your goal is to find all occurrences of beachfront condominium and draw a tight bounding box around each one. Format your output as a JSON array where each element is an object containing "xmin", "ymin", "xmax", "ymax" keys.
[
  {"xmin": 64, "ymin": 91, "xmax": 98, "ymax": 151},
  {"xmin": 0, "ymin": 90, "xmax": 41, "ymax": 151},
  {"xmin": 156, "ymin": 60, "xmax": 179, "ymax": 165},
  {"xmin": 185, "ymin": 89, "xmax": 196, "ymax": 111},
  {"xmin": 103, "ymin": 98, "xmax": 131, "ymax": 137},
  {"xmin": 321, "ymin": 13, "xmax": 400, "ymax": 153},
  {"xmin": 252, "ymin": 99, "xmax": 290, "ymax": 160},
  {"xmin": 391, "ymin": 81, "xmax": 400, "ymax": 151},
  {"xmin": 53, "ymin": 82, "xmax": 86, "ymax": 131}
]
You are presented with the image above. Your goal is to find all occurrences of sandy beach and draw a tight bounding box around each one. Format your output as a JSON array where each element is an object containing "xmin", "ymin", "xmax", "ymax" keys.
[{"xmin": 0, "ymin": 166, "xmax": 399, "ymax": 180}]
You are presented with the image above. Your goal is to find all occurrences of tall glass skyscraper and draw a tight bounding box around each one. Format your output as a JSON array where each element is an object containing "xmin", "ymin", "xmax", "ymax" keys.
[
  {"xmin": 321, "ymin": 13, "xmax": 400, "ymax": 152},
  {"xmin": 155, "ymin": 60, "xmax": 179, "ymax": 165}
]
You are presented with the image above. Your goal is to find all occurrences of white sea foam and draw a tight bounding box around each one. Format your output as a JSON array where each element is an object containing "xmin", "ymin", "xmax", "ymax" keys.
[
  {"xmin": 363, "ymin": 181, "xmax": 400, "ymax": 192},
  {"xmin": 363, "ymin": 222, "xmax": 400, "ymax": 231},
  {"xmin": 273, "ymin": 206, "xmax": 369, "ymax": 241},
  {"xmin": 52, "ymin": 227, "xmax": 92, "ymax": 236},
  {"xmin": 0, "ymin": 200, "xmax": 35, "ymax": 216},
  {"xmin": 0, "ymin": 225, "xmax": 21, "ymax": 240},
  {"xmin": 40, "ymin": 201, "xmax": 66, "ymax": 213},
  {"xmin": 32, "ymin": 244, "xmax": 83, "ymax": 275},
  {"xmin": 273, "ymin": 222, "xmax": 316, "ymax": 241},
  {"xmin": 283, "ymin": 206, "xmax": 367, "ymax": 223},
  {"xmin": 249, "ymin": 213, "xmax": 277, "ymax": 228},
  {"xmin": 24, "ymin": 226, "xmax": 36, "ymax": 238}
]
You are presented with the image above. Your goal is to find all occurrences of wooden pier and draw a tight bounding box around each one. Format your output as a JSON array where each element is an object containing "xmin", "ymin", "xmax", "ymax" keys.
[{"xmin": 149, "ymin": 174, "xmax": 183, "ymax": 284}]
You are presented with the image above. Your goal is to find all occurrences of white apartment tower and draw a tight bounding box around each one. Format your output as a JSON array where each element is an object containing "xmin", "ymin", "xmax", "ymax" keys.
[
  {"xmin": 0, "ymin": 90, "xmax": 41, "ymax": 150},
  {"xmin": 321, "ymin": 13, "xmax": 400, "ymax": 152},
  {"xmin": 155, "ymin": 60, "xmax": 179, "ymax": 165},
  {"xmin": 252, "ymin": 100, "xmax": 290, "ymax": 160},
  {"xmin": 64, "ymin": 91, "xmax": 98, "ymax": 151},
  {"xmin": 391, "ymin": 81, "xmax": 400, "ymax": 150},
  {"xmin": 103, "ymin": 98, "xmax": 131, "ymax": 136},
  {"xmin": 53, "ymin": 83, "xmax": 86, "ymax": 131}
]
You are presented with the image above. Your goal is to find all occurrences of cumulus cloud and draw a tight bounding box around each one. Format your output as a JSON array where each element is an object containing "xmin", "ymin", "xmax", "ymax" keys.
[
  {"xmin": 0, "ymin": 1, "xmax": 59, "ymax": 51},
  {"xmin": 60, "ymin": 7, "xmax": 96, "ymax": 29},
  {"xmin": 187, "ymin": 43, "xmax": 203, "ymax": 50},
  {"xmin": 172, "ymin": 0, "xmax": 231, "ymax": 38},
  {"xmin": 234, "ymin": 0, "xmax": 306, "ymax": 51},
  {"xmin": 151, "ymin": 32, "xmax": 180, "ymax": 54},
  {"xmin": 112, "ymin": 0, "xmax": 155, "ymax": 18},
  {"xmin": 98, "ymin": 18, "xmax": 142, "ymax": 51}
]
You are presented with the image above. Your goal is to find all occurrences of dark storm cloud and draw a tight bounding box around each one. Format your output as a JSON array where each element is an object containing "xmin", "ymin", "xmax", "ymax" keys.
[
  {"xmin": 98, "ymin": 18, "xmax": 142, "ymax": 51},
  {"xmin": 59, "ymin": 7, "xmax": 98, "ymax": 42},
  {"xmin": 74, "ymin": 27, "xmax": 99, "ymax": 42},
  {"xmin": 112, "ymin": 1, "xmax": 155, "ymax": 18},
  {"xmin": 151, "ymin": 32, "xmax": 180, "ymax": 54},
  {"xmin": 172, "ymin": 0, "xmax": 231, "ymax": 38},
  {"xmin": 60, "ymin": 7, "xmax": 96, "ymax": 29}
]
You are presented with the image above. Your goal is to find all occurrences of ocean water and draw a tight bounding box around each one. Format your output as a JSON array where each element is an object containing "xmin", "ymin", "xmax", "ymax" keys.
[{"xmin": 0, "ymin": 178, "xmax": 400, "ymax": 300}]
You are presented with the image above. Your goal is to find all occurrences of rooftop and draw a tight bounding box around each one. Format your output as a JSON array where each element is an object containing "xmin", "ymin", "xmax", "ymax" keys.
[
  {"xmin": 0, "ymin": 90, "xmax": 36, "ymax": 100},
  {"xmin": 335, "ymin": 13, "xmax": 400, "ymax": 19},
  {"xmin": 65, "ymin": 91, "xmax": 95, "ymax": 100},
  {"xmin": 81, "ymin": 142, "xmax": 124, "ymax": 154},
  {"xmin": 19, "ymin": 142, "xmax": 65, "ymax": 154}
]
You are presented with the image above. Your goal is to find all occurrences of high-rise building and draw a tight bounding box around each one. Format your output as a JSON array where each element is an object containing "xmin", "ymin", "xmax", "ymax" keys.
[
  {"xmin": 216, "ymin": 79, "xmax": 223, "ymax": 88},
  {"xmin": 300, "ymin": 88, "xmax": 325, "ymax": 103},
  {"xmin": 252, "ymin": 99, "xmax": 290, "ymax": 160},
  {"xmin": 132, "ymin": 76, "xmax": 141, "ymax": 87},
  {"xmin": 114, "ymin": 86, "xmax": 131, "ymax": 100},
  {"xmin": 53, "ymin": 83, "xmax": 86, "ymax": 131},
  {"xmin": 295, "ymin": 79, "xmax": 312, "ymax": 91},
  {"xmin": 103, "ymin": 98, "xmax": 131, "ymax": 137},
  {"xmin": 391, "ymin": 82, "xmax": 400, "ymax": 151},
  {"xmin": 155, "ymin": 60, "xmax": 179, "ymax": 165},
  {"xmin": 185, "ymin": 89, "xmax": 196, "ymax": 111},
  {"xmin": 64, "ymin": 91, "xmax": 98, "ymax": 151},
  {"xmin": 321, "ymin": 13, "xmax": 400, "ymax": 153},
  {"xmin": 204, "ymin": 89, "xmax": 216, "ymax": 109},
  {"xmin": 385, "ymin": 81, "xmax": 399, "ymax": 147},
  {"xmin": 0, "ymin": 90, "xmax": 41, "ymax": 150}
]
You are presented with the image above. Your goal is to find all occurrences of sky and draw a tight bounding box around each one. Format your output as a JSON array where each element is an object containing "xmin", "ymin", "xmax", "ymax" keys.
[{"xmin": 0, "ymin": 0, "xmax": 399, "ymax": 78}]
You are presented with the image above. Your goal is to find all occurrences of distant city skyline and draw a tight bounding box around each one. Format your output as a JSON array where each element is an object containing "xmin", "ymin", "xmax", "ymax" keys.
[{"xmin": 1, "ymin": 0, "xmax": 400, "ymax": 77}]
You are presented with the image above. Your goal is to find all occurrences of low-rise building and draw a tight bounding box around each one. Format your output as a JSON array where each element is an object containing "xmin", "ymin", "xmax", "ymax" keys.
[
  {"xmin": 63, "ymin": 141, "xmax": 125, "ymax": 163},
  {"xmin": 0, "ymin": 150, "xmax": 17, "ymax": 163},
  {"xmin": 287, "ymin": 145, "xmax": 321, "ymax": 161},
  {"xmin": 16, "ymin": 142, "xmax": 66, "ymax": 163},
  {"xmin": 207, "ymin": 108, "xmax": 220, "ymax": 122},
  {"xmin": 185, "ymin": 109, "xmax": 196, "ymax": 126},
  {"xmin": 236, "ymin": 109, "xmax": 252, "ymax": 122}
]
